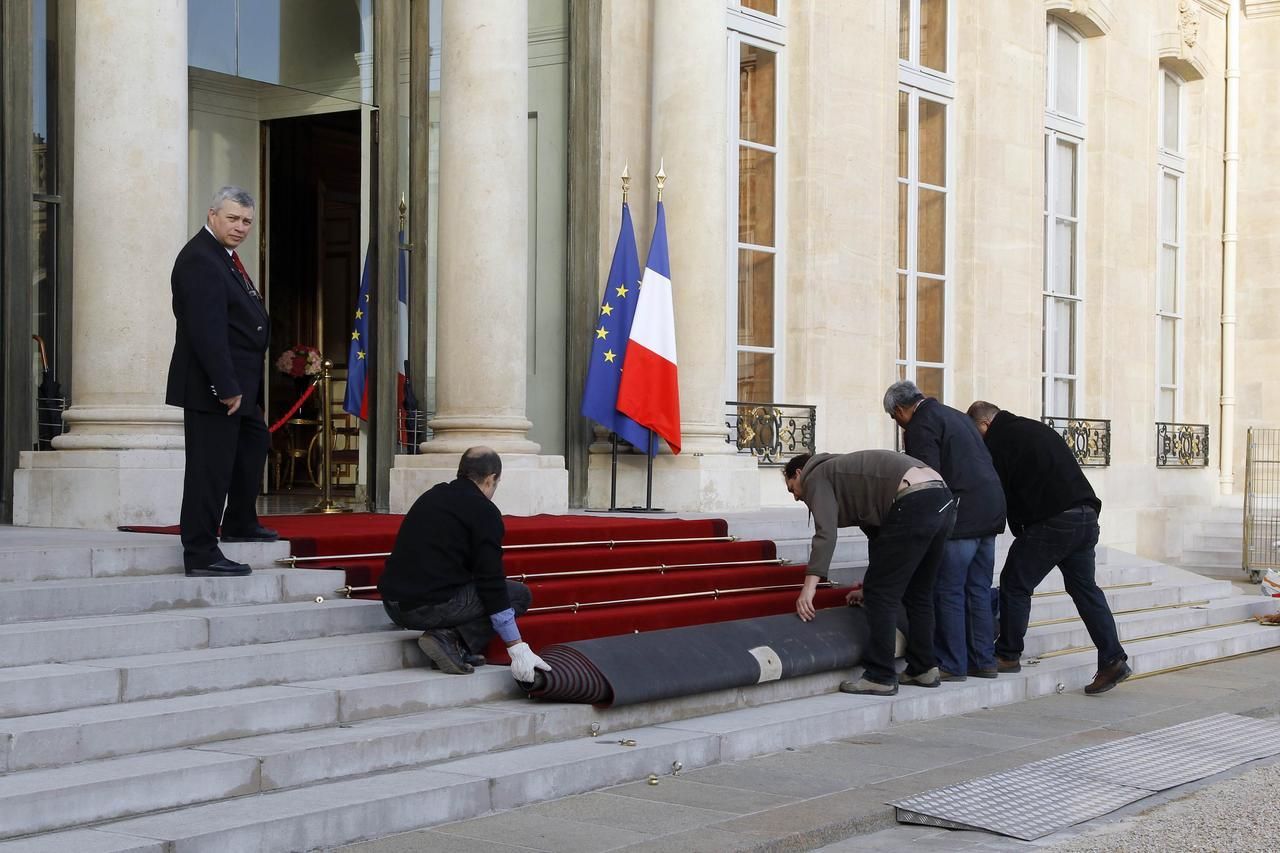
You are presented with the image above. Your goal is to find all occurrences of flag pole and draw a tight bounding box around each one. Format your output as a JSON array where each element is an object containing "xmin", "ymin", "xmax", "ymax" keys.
[
  {"xmin": 609, "ymin": 432, "xmax": 619, "ymax": 511},
  {"xmin": 645, "ymin": 430, "xmax": 655, "ymax": 509}
]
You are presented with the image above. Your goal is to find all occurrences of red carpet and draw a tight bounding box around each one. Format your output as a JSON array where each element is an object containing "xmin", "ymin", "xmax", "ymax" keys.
[{"xmin": 121, "ymin": 512, "xmax": 837, "ymax": 663}]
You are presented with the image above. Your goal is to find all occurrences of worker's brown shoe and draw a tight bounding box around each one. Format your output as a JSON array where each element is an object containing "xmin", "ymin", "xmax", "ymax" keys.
[
  {"xmin": 996, "ymin": 657, "xmax": 1022, "ymax": 674},
  {"xmin": 417, "ymin": 629, "xmax": 474, "ymax": 675},
  {"xmin": 1084, "ymin": 659, "xmax": 1131, "ymax": 695}
]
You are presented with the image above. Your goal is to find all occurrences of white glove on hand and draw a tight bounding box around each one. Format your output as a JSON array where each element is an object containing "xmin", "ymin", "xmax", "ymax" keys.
[{"xmin": 508, "ymin": 641, "xmax": 551, "ymax": 683}]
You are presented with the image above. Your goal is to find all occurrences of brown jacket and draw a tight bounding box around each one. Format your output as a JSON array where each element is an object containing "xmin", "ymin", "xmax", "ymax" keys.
[{"xmin": 800, "ymin": 450, "xmax": 930, "ymax": 578}]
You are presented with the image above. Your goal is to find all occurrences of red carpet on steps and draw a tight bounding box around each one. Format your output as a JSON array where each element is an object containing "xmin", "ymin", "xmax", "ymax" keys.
[{"xmin": 120, "ymin": 512, "xmax": 841, "ymax": 664}]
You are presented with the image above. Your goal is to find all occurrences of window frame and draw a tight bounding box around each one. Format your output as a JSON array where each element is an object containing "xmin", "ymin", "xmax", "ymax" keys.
[
  {"xmin": 1156, "ymin": 68, "xmax": 1186, "ymax": 422},
  {"xmin": 898, "ymin": 0, "xmax": 956, "ymax": 91},
  {"xmin": 726, "ymin": 15, "xmax": 787, "ymax": 404},
  {"xmin": 1042, "ymin": 17, "xmax": 1087, "ymax": 418},
  {"xmin": 895, "ymin": 0, "xmax": 955, "ymax": 404}
]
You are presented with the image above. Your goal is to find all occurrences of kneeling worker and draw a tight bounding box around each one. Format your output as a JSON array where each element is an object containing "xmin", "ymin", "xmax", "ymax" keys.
[{"xmin": 378, "ymin": 447, "xmax": 551, "ymax": 683}]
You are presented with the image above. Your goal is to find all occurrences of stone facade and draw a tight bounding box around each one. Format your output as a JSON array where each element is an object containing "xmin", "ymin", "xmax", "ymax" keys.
[{"xmin": 6, "ymin": 1, "xmax": 1279, "ymax": 562}]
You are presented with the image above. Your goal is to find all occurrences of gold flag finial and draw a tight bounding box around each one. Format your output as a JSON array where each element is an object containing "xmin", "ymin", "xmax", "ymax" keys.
[
  {"xmin": 398, "ymin": 194, "xmax": 407, "ymax": 231},
  {"xmin": 622, "ymin": 162, "xmax": 631, "ymax": 204},
  {"xmin": 655, "ymin": 159, "xmax": 666, "ymax": 202}
]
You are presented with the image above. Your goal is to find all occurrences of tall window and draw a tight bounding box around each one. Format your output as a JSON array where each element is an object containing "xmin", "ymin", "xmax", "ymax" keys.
[
  {"xmin": 1043, "ymin": 18, "xmax": 1085, "ymax": 417},
  {"xmin": 729, "ymin": 6, "xmax": 784, "ymax": 402},
  {"xmin": 897, "ymin": 0, "xmax": 951, "ymax": 401},
  {"xmin": 1157, "ymin": 69, "xmax": 1185, "ymax": 422}
]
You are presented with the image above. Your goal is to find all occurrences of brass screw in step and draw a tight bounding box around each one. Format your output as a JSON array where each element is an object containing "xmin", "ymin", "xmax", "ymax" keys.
[
  {"xmin": 647, "ymin": 774, "xmax": 659, "ymax": 786},
  {"xmin": 589, "ymin": 722, "xmax": 601, "ymax": 738}
]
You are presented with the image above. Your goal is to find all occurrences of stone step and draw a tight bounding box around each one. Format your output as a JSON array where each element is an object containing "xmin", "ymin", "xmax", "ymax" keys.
[
  {"xmin": 1027, "ymin": 579, "xmax": 1230, "ymax": 624},
  {"xmin": 0, "ymin": 569, "xmax": 343, "ymax": 625},
  {"xmin": 0, "ymin": 684, "xmax": 338, "ymax": 773},
  {"xmin": 2, "ymin": 766, "xmax": 491, "ymax": 853},
  {"xmin": 0, "ymin": 749, "xmax": 260, "ymax": 840},
  {"xmin": 1192, "ymin": 520, "xmax": 1244, "ymax": 539},
  {"xmin": 0, "ymin": 668, "xmax": 850, "ymax": 837},
  {"xmin": 1024, "ymin": 595, "xmax": 1273, "ymax": 658},
  {"xmin": 10, "ymin": 619, "xmax": 1277, "ymax": 851},
  {"xmin": 0, "ymin": 599, "xmax": 391, "ymax": 668},
  {"xmin": 1191, "ymin": 533, "xmax": 1245, "ymax": 550},
  {"xmin": 1182, "ymin": 546, "xmax": 1243, "ymax": 567},
  {"xmin": 0, "ymin": 631, "xmax": 419, "ymax": 718},
  {"xmin": 0, "ymin": 538, "xmax": 289, "ymax": 584}
]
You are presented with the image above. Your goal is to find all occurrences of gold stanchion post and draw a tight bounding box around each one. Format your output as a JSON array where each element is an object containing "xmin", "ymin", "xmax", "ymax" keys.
[{"xmin": 304, "ymin": 359, "xmax": 353, "ymax": 514}]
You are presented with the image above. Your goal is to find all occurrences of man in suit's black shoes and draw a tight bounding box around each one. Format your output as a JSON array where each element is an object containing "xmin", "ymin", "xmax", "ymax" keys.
[
  {"xmin": 186, "ymin": 558, "xmax": 252, "ymax": 577},
  {"xmin": 221, "ymin": 526, "xmax": 279, "ymax": 543}
]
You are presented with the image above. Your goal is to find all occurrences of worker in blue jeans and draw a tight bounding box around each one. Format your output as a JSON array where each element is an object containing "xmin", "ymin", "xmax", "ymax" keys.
[{"xmin": 886, "ymin": 381, "xmax": 1006, "ymax": 681}]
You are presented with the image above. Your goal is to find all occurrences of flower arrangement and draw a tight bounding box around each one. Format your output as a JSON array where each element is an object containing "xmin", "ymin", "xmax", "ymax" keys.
[{"xmin": 275, "ymin": 345, "xmax": 323, "ymax": 378}]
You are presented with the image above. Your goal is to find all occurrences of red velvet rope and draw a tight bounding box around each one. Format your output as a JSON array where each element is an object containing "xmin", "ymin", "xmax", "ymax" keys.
[{"xmin": 268, "ymin": 380, "xmax": 320, "ymax": 434}]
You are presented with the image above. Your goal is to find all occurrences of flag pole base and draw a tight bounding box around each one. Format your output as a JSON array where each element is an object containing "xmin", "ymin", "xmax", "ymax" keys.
[
  {"xmin": 303, "ymin": 499, "xmax": 354, "ymax": 514},
  {"xmin": 582, "ymin": 506, "xmax": 671, "ymax": 514}
]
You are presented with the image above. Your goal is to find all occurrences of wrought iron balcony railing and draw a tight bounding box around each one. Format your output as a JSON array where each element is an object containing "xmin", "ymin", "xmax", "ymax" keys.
[
  {"xmin": 726, "ymin": 401, "xmax": 816, "ymax": 467},
  {"xmin": 1041, "ymin": 416, "xmax": 1111, "ymax": 467},
  {"xmin": 1156, "ymin": 422, "xmax": 1210, "ymax": 468}
]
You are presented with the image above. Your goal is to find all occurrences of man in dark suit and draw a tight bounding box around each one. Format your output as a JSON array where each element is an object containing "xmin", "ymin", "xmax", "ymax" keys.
[
  {"xmin": 166, "ymin": 186, "xmax": 277, "ymax": 577},
  {"xmin": 885, "ymin": 381, "xmax": 1007, "ymax": 682}
]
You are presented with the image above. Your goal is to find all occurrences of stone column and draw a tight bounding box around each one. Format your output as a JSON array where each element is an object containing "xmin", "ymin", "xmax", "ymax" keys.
[
  {"xmin": 389, "ymin": 0, "xmax": 567, "ymax": 514},
  {"xmin": 14, "ymin": 0, "xmax": 188, "ymax": 528},
  {"xmin": 585, "ymin": 0, "xmax": 760, "ymax": 511}
]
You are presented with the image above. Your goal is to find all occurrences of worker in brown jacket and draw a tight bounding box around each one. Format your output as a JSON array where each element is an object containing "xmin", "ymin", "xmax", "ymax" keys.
[{"xmin": 784, "ymin": 450, "xmax": 956, "ymax": 696}]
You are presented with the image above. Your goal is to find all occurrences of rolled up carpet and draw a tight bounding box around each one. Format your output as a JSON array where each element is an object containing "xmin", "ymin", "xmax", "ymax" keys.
[{"xmin": 524, "ymin": 605, "xmax": 869, "ymax": 708}]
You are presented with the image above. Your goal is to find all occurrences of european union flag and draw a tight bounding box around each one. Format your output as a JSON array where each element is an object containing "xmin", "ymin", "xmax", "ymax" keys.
[
  {"xmin": 581, "ymin": 203, "xmax": 654, "ymax": 454},
  {"xmin": 343, "ymin": 246, "xmax": 372, "ymax": 420}
]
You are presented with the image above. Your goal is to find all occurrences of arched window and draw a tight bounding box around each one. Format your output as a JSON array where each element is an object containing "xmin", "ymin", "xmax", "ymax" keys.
[
  {"xmin": 1043, "ymin": 17, "xmax": 1085, "ymax": 417},
  {"xmin": 1156, "ymin": 68, "xmax": 1186, "ymax": 423}
]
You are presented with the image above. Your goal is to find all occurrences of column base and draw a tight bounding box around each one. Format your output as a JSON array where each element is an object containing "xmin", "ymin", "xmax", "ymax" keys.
[
  {"xmin": 14, "ymin": 450, "xmax": 185, "ymax": 529},
  {"xmin": 585, "ymin": 451, "xmax": 761, "ymax": 512},
  {"xmin": 390, "ymin": 453, "xmax": 568, "ymax": 515}
]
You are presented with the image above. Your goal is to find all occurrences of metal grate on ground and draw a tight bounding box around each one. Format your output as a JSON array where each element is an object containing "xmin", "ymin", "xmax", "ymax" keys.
[{"xmin": 889, "ymin": 713, "xmax": 1280, "ymax": 840}]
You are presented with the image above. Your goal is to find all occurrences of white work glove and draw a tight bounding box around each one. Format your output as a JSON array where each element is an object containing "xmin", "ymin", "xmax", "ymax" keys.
[{"xmin": 508, "ymin": 641, "xmax": 551, "ymax": 683}]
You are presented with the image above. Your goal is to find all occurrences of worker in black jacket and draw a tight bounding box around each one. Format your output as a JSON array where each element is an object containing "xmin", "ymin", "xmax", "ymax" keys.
[
  {"xmin": 885, "ymin": 381, "xmax": 1006, "ymax": 681},
  {"xmin": 966, "ymin": 402, "xmax": 1129, "ymax": 695},
  {"xmin": 379, "ymin": 447, "xmax": 550, "ymax": 683}
]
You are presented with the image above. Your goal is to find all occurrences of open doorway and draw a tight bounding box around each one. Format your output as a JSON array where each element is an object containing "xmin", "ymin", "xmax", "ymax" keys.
[{"xmin": 263, "ymin": 109, "xmax": 362, "ymax": 499}]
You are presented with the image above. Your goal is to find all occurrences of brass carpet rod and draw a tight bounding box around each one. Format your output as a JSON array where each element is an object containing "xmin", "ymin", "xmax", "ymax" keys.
[
  {"xmin": 279, "ymin": 534, "xmax": 739, "ymax": 567},
  {"xmin": 526, "ymin": 582, "xmax": 826, "ymax": 614},
  {"xmin": 335, "ymin": 579, "xmax": 824, "ymax": 602}
]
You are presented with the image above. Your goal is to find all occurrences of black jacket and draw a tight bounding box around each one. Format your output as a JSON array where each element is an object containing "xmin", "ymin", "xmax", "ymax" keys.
[
  {"xmin": 982, "ymin": 410, "xmax": 1102, "ymax": 533},
  {"xmin": 902, "ymin": 398, "xmax": 1006, "ymax": 538},
  {"xmin": 165, "ymin": 228, "xmax": 270, "ymax": 415},
  {"xmin": 378, "ymin": 478, "xmax": 512, "ymax": 615}
]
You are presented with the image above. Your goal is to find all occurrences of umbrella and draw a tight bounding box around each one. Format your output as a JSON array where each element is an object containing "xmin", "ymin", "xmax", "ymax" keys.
[{"xmin": 32, "ymin": 335, "xmax": 62, "ymax": 449}]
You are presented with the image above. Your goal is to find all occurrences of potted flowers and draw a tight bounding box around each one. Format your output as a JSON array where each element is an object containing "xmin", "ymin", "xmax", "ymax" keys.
[{"xmin": 275, "ymin": 345, "xmax": 323, "ymax": 379}]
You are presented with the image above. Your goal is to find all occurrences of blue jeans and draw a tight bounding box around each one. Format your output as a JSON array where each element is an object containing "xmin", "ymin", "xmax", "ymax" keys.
[
  {"xmin": 383, "ymin": 580, "xmax": 532, "ymax": 657},
  {"xmin": 933, "ymin": 536, "xmax": 996, "ymax": 675},
  {"xmin": 995, "ymin": 505, "xmax": 1125, "ymax": 669}
]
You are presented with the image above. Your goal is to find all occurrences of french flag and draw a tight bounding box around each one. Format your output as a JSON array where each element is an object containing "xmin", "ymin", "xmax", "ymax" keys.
[{"xmin": 617, "ymin": 200, "xmax": 681, "ymax": 454}]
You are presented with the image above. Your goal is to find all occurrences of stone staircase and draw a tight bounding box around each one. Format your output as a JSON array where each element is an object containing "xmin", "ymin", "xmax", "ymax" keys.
[
  {"xmin": 1174, "ymin": 504, "xmax": 1248, "ymax": 580},
  {"xmin": 1, "ymin": 521, "xmax": 1278, "ymax": 851}
]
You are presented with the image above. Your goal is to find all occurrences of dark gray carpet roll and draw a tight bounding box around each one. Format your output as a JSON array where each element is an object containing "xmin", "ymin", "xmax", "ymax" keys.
[{"xmin": 524, "ymin": 606, "xmax": 869, "ymax": 707}]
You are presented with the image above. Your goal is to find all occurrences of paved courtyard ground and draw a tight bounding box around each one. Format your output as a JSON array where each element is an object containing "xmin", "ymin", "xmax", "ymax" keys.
[{"xmin": 334, "ymin": 644, "xmax": 1280, "ymax": 852}]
